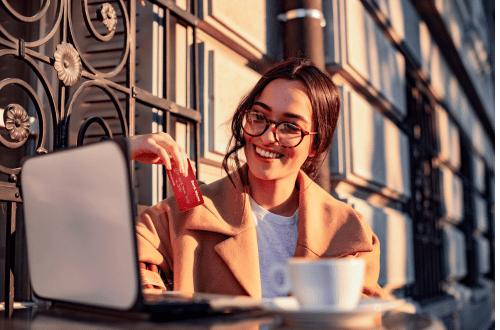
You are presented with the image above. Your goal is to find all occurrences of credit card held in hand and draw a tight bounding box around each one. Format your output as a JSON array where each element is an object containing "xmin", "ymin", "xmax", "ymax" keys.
[{"xmin": 167, "ymin": 159, "xmax": 204, "ymax": 211}]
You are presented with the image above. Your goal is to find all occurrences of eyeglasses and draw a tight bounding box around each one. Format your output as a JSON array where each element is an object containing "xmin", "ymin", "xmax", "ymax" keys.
[{"xmin": 242, "ymin": 110, "xmax": 317, "ymax": 148}]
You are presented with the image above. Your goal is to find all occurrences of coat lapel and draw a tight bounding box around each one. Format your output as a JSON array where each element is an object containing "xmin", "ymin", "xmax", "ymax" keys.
[
  {"xmin": 295, "ymin": 171, "xmax": 374, "ymax": 258},
  {"xmin": 183, "ymin": 166, "xmax": 262, "ymax": 298},
  {"xmin": 213, "ymin": 224, "xmax": 262, "ymax": 298}
]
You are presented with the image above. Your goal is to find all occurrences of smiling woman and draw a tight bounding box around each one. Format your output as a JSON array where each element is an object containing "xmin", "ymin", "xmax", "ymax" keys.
[{"xmin": 132, "ymin": 58, "xmax": 385, "ymax": 299}]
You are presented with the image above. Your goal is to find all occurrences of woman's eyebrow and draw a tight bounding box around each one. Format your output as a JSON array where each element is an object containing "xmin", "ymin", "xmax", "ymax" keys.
[
  {"xmin": 252, "ymin": 101, "xmax": 309, "ymax": 123},
  {"xmin": 252, "ymin": 101, "xmax": 271, "ymax": 111}
]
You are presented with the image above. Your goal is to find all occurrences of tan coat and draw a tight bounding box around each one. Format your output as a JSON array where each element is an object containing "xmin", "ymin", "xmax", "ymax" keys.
[{"xmin": 136, "ymin": 165, "xmax": 384, "ymax": 298}]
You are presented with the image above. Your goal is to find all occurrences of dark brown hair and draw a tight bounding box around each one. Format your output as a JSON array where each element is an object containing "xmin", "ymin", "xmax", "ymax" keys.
[{"xmin": 222, "ymin": 58, "xmax": 341, "ymax": 185}]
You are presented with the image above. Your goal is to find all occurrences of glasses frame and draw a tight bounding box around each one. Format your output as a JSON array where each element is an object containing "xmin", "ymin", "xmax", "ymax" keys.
[{"xmin": 242, "ymin": 110, "xmax": 317, "ymax": 148}]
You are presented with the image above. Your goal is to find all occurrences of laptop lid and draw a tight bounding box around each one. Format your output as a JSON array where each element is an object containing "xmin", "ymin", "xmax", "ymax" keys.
[{"xmin": 21, "ymin": 140, "xmax": 142, "ymax": 311}]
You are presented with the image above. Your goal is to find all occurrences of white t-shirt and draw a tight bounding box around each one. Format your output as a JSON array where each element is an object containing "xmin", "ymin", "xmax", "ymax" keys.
[{"xmin": 249, "ymin": 196, "xmax": 298, "ymax": 298}]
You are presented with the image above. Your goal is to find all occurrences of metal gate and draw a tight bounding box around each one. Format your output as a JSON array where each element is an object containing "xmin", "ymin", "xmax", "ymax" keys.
[{"xmin": 0, "ymin": 0, "xmax": 201, "ymax": 317}]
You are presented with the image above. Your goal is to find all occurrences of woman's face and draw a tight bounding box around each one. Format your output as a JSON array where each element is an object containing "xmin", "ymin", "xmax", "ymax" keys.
[{"xmin": 243, "ymin": 79, "xmax": 316, "ymax": 183}]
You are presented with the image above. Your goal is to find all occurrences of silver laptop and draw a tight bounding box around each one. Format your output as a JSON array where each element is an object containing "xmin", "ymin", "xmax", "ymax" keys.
[{"xmin": 21, "ymin": 139, "xmax": 261, "ymax": 319}]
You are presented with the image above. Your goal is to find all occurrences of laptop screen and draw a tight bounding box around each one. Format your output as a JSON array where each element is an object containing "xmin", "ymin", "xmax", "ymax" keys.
[{"xmin": 21, "ymin": 141, "xmax": 140, "ymax": 310}]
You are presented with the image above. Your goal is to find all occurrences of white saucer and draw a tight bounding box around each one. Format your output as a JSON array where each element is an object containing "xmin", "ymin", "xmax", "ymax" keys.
[{"xmin": 262, "ymin": 297, "xmax": 402, "ymax": 328}]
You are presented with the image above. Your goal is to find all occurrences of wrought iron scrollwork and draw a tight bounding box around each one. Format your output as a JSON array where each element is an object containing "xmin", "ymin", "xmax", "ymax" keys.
[
  {"xmin": 63, "ymin": 80, "xmax": 128, "ymax": 148},
  {"xmin": 0, "ymin": 76, "xmax": 49, "ymax": 152},
  {"xmin": 77, "ymin": 116, "xmax": 113, "ymax": 146},
  {"xmin": 0, "ymin": 0, "xmax": 64, "ymax": 47},
  {"xmin": 73, "ymin": 0, "xmax": 130, "ymax": 77}
]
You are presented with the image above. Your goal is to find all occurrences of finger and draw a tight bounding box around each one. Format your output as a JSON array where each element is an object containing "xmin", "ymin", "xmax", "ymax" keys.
[
  {"xmin": 152, "ymin": 134, "xmax": 184, "ymax": 172},
  {"xmin": 147, "ymin": 264, "xmax": 159, "ymax": 274},
  {"xmin": 149, "ymin": 140, "xmax": 172, "ymax": 170},
  {"xmin": 170, "ymin": 147, "xmax": 187, "ymax": 177},
  {"xmin": 156, "ymin": 143, "xmax": 172, "ymax": 170},
  {"xmin": 162, "ymin": 154, "xmax": 172, "ymax": 171},
  {"xmin": 155, "ymin": 139, "xmax": 186, "ymax": 176},
  {"xmin": 140, "ymin": 263, "xmax": 153, "ymax": 289}
]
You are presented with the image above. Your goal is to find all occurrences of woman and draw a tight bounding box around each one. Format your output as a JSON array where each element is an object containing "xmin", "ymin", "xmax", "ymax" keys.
[{"xmin": 131, "ymin": 58, "xmax": 384, "ymax": 298}]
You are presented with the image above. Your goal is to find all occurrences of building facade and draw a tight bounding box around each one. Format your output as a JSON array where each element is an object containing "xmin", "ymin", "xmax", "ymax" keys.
[{"xmin": 0, "ymin": 1, "xmax": 494, "ymax": 328}]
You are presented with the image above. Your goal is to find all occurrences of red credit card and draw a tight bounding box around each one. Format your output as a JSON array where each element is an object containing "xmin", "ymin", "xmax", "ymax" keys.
[{"xmin": 167, "ymin": 159, "xmax": 204, "ymax": 212}]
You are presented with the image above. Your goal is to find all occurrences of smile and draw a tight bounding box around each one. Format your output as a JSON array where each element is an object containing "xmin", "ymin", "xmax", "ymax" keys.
[{"xmin": 254, "ymin": 145, "xmax": 283, "ymax": 159}]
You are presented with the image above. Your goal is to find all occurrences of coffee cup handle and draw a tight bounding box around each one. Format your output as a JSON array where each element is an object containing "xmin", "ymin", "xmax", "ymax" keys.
[{"xmin": 268, "ymin": 264, "xmax": 292, "ymax": 295}]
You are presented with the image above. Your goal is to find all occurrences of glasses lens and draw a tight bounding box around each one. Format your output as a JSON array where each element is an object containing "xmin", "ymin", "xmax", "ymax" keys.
[
  {"xmin": 276, "ymin": 122, "xmax": 302, "ymax": 147},
  {"xmin": 243, "ymin": 111, "xmax": 267, "ymax": 136}
]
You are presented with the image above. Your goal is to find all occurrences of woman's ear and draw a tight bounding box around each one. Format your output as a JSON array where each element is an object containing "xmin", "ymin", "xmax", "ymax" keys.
[
  {"xmin": 308, "ymin": 138, "xmax": 317, "ymax": 158},
  {"xmin": 308, "ymin": 149, "xmax": 316, "ymax": 158}
]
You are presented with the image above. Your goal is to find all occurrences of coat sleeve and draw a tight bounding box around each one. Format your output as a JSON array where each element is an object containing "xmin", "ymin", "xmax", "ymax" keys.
[{"xmin": 135, "ymin": 202, "xmax": 174, "ymax": 290}]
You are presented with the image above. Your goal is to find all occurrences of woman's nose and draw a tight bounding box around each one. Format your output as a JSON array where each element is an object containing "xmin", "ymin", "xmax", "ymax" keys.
[{"xmin": 260, "ymin": 124, "xmax": 278, "ymax": 144}]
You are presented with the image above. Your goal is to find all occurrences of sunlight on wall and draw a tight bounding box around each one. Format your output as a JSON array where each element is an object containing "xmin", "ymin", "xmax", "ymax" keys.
[
  {"xmin": 374, "ymin": 0, "xmax": 404, "ymax": 39},
  {"xmin": 345, "ymin": 0, "xmax": 405, "ymax": 114},
  {"xmin": 350, "ymin": 91, "xmax": 410, "ymax": 197},
  {"xmin": 349, "ymin": 197, "xmax": 414, "ymax": 291},
  {"xmin": 384, "ymin": 113, "xmax": 410, "ymax": 197},
  {"xmin": 472, "ymin": 153, "xmax": 485, "ymax": 193},
  {"xmin": 442, "ymin": 223, "xmax": 467, "ymax": 281},
  {"xmin": 476, "ymin": 236, "xmax": 490, "ymax": 275},
  {"xmin": 213, "ymin": 51, "xmax": 260, "ymax": 155},
  {"xmin": 346, "ymin": 1, "xmax": 369, "ymax": 77},
  {"xmin": 439, "ymin": 166, "xmax": 464, "ymax": 223},
  {"xmin": 435, "ymin": 105, "xmax": 461, "ymax": 170},
  {"xmin": 474, "ymin": 193, "xmax": 488, "ymax": 233},
  {"xmin": 175, "ymin": 24, "xmax": 189, "ymax": 108},
  {"xmin": 207, "ymin": 0, "xmax": 267, "ymax": 53}
]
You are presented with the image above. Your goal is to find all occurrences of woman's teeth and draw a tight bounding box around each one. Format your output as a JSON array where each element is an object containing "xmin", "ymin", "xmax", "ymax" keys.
[{"xmin": 255, "ymin": 146, "xmax": 282, "ymax": 159}]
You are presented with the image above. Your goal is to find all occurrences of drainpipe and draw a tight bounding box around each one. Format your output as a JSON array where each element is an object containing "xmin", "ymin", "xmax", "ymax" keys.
[{"xmin": 278, "ymin": 0, "xmax": 330, "ymax": 193}]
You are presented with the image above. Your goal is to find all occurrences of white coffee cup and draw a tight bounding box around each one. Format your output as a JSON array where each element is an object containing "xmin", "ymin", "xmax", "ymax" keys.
[{"xmin": 268, "ymin": 258, "xmax": 365, "ymax": 310}]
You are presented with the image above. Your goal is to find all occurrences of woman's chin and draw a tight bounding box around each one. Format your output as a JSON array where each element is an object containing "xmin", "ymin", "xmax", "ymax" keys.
[{"xmin": 248, "ymin": 165, "xmax": 288, "ymax": 183}]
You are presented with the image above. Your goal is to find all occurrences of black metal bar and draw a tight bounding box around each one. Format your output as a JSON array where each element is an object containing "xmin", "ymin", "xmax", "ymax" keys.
[
  {"xmin": 151, "ymin": 0, "xmax": 199, "ymax": 26},
  {"xmin": 77, "ymin": 117, "xmax": 113, "ymax": 146},
  {"xmin": 165, "ymin": 7, "xmax": 171, "ymax": 102},
  {"xmin": 128, "ymin": 0, "xmax": 137, "ymax": 138},
  {"xmin": 193, "ymin": 17, "xmax": 200, "ymax": 178},
  {"xmin": 4, "ymin": 202, "xmax": 16, "ymax": 318},
  {"xmin": 134, "ymin": 87, "xmax": 202, "ymax": 122}
]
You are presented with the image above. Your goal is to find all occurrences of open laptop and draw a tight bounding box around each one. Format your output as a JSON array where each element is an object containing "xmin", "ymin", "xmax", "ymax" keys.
[{"xmin": 21, "ymin": 139, "xmax": 261, "ymax": 320}]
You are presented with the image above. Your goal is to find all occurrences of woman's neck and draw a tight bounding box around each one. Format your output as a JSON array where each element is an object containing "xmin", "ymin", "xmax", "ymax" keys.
[{"xmin": 247, "ymin": 172, "xmax": 299, "ymax": 217}]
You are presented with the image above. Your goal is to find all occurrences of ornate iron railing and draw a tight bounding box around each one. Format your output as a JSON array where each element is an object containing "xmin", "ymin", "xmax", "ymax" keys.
[{"xmin": 0, "ymin": 0, "xmax": 201, "ymax": 317}]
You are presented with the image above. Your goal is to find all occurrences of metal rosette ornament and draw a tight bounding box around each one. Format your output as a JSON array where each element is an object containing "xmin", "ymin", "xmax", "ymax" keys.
[
  {"xmin": 68, "ymin": 0, "xmax": 130, "ymax": 78},
  {"xmin": 53, "ymin": 42, "xmax": 83, "ymax": 87},
  {"xmin": 4, "ymin": 104, "xmax": 30, "ymax": 142},
  {"xmin": 96, "ymin": 2, "xmax": 118, "ymax": 34}
]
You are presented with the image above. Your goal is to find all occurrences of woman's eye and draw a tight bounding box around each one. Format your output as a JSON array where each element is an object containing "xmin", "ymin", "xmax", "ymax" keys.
[
  {"xmin": 281, "ymin": 123, "xmax": 301, "ymax": 133},
  {"xmin": 250, "ymin": 111, "xmax": 266, "ymax": 121}
]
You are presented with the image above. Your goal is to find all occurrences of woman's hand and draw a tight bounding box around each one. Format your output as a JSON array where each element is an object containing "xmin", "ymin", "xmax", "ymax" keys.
[
  {"xmin": 128, "ymin": 133, "xmax": 189, "ymax": 176},
  {"xmin": 139, "ymin": 262, "xmax": 165, "ymax": 291}
]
